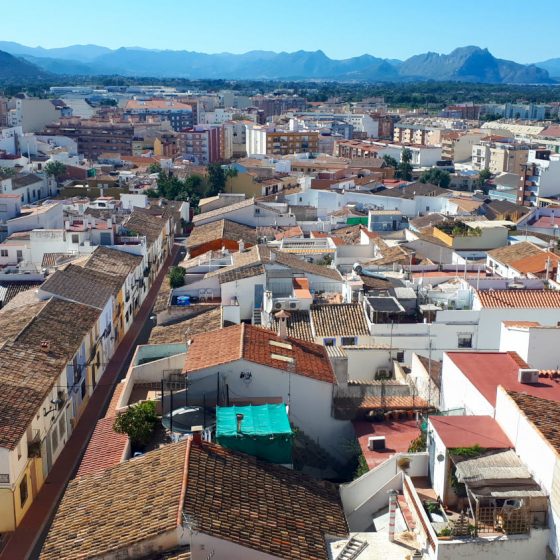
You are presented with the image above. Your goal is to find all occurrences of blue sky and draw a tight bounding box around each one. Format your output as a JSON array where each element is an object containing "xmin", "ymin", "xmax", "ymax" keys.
[{"xmin": 2, "ymin": 0, "xmax": 556, "ymax": 63}]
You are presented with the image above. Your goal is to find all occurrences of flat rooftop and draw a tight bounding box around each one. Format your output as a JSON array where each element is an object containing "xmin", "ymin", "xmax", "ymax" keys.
[{"xmin": 353, "ymin": 419, "xmax": 420, "ymax": 470}]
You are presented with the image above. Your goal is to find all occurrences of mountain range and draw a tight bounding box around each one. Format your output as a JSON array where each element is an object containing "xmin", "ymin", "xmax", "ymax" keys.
[{"xmin": 0, "ymin": 42, "xmax": 558, "ymax": 84}]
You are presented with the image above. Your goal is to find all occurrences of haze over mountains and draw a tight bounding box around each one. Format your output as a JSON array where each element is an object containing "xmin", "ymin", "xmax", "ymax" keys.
[{"xmin": 0, "ymin": 41, "xmax": 558, "ymax": 84}]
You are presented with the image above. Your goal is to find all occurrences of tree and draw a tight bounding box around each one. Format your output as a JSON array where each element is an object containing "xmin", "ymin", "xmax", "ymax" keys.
[
  {"xmin": 44, "ymin": 161, "xmax": 67, "ymax": 184},
  {"xmin": 0, "ymin": 166, "xmax": 16, "ymax": 179},
  {"xmin": 382, "ymin": 154, "xmax": 398, "ymax": 168},
  {"xmin": 395, "ymin": 148, "xmax": 413, "ymax": 181},
  {"xmin": 148, "ymin": 163, "xmax": 162, "ymax": 174},
  {"xmin": 419, "ymin": 168, "xmax": 451, "ymax": 188},
  {"xmin": 113, "ymin": 401, "xmax": 158, "ymax": 450},
  {"xmin": 477, "ymin": 168, "xmax": 492, "ymax": 187},
  {"xmin": 207, "ymin": 163, "xmax": 226, "ymax": 196},
  {"xmin": 168, "ymin": 265, "xmax": 186, "ymax": 288}
]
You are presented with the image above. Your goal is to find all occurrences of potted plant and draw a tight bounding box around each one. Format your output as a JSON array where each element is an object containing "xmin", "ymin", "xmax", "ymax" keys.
[
  {"xmin": 438, "ymin": 526, "xmax": 453, "ymax": 540},
  {"xmin": 397, "ymin": 456, "xmax": 411, "ymax": 471}
]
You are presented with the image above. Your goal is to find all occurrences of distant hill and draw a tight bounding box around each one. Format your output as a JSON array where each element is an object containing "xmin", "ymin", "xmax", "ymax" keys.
[
  {"xmin": 0, "ymin": 42, "xmax": 555, "ymax": 84},
  {"xmin": 535, "ymin": 58, "xmax": 560, "ymax": 78},
  {"xmin": 398, "ymin": 46, "xmax": 553, "ymax": 84},
  {"xmin": 0, "ymin": 50, "xmax": 51, "ymax": 83}
]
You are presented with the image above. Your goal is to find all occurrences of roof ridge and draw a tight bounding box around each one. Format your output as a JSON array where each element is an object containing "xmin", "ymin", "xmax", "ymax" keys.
[{"xmin": 176, "ymin": 437, "xmax": 192, "ymax": 527}]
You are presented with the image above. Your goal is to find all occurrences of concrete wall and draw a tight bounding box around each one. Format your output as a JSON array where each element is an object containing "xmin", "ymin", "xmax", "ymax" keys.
[
  {"xmin": 436, "ymin": 530, "xmax": 550, "ymax": 560},
  {"xmin": 340, "ymin": 453, "xmax": 429, "ymax": 531}
]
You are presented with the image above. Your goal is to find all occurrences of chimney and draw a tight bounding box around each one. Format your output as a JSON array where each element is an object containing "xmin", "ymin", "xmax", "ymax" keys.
[
  {"xmin": 238, "ymin": 238, "xmax": 245, "ymax": 253},
  {"xmin": 40, "ymin": 340, "xmax": 50, "ymax": 353},
  {"xmin": 191, "ymin": 425, "xmax": 203, "ymax": 446},
  {"xmin": 275, "ymin": 309, "xmax": 289, "ymax": 339},
  {"xmin": 236, "ymin": 413, "xmax": 244, "ymax": 433},
  {"xmin": 270, "ymin": 250, "xmax": 276, "ymax": 262}
]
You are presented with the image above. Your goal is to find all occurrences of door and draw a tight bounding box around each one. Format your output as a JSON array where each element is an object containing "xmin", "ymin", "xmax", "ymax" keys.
[{"xmin": 254, "ymin": 284, "xmax": 264, "ymax": 310}]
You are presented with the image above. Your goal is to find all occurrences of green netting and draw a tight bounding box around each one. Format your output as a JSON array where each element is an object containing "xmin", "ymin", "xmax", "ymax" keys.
[
  {"xmin": 216, "ymin": 404, "xmax": 293, "ymax": 464},
  {"xmin": 346, "ymin": 217, "xmax": 368, "ymax": 225}
]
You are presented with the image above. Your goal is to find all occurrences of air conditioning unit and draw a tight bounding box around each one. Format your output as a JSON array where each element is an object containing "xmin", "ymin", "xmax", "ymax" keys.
[
  {"xmin": 518, "ymin": 368, "xmax": 539, "ymax": 384},
  {"xmin": 274, "ymin": 302, "xmax": 282, "ymax": 310},
  {"xmin": 368, "ymin": 436, "xmax": 386, "ymax": 451},
  {"xmin": 289, "ymin": 301, "xmax": 298, "ymax": 310},
  {"xmin": 283, "ymin": 300, "xmax": 300, "ymax": 310}
]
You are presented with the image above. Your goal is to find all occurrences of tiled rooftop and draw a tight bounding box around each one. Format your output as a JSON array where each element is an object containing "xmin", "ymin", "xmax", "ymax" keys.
[
  {"xmin": 41, "ymin": 264, "xmax": 122, "ymax": 309},
  {"xmin": 0, "ymin": 298, "xmax": 100, "ymax": 449},
  {"xmin": 84, "ymin": 246, "xmax": 143, "ymax": 278},
  {"xmin": 40, "ymin": 440, "xmax": 189, "ymax": 560},
  {"xmin": 476, "ymin": 289, "xmax": 560, "ymax": 309},
  {"xmin": 76, "ymin": 416, "xmax": 129, "ymax": 477},
  {"xmin": 148, "ymin": 307, "xmax": 222, "ymax": 344},
  {"xmin": 184, "ymin": 323, "xmax": 336, "ymax": 383},
  {"xmin": 310, "ymin": 303, "xmax": 369, "ymax": 337},
  {"xmin": 186, "ymin": 219, "xmax": 257, "ymax": 249},
  {"xmin": 487, "ymin": 241, "xmax": 543, "ymax": 266},
  {"xmin": 42, "ymin": 438, "xmax": 347, "ymax": 560},
  {"xmin": 507, "ymin": 391, "xmax": 560, "ymax": 454},
  {"xmin": 269, "ymin": 310, "xmax": 314, "ymax": 341},
  {"xmin": 185, "ymin": 440, "xmax": 347, "ymax": 560},
  {"xmin": 124, "ymin": 210, "xmax": 166, "ymax": 243}
]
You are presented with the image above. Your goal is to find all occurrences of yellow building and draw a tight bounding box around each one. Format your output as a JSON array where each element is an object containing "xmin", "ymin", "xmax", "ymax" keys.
[{"xmin": 0, "ymin": 299, "xmax": 100, "ymax": 532}]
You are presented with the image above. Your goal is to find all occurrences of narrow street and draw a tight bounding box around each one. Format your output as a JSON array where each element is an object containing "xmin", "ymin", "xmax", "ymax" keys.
[{"xmin": 0, "ymin": 244, "xmax": 181, "ymax": 560}]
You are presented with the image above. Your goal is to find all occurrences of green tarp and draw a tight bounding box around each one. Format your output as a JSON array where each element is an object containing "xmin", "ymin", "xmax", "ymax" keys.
[
  {"xmin": 346, "ymin": 217, "xmax": 368, "ymax": 226},
  {"xmin": 216, "ymin": 404, "xmax": 293, "ymax": 464}
]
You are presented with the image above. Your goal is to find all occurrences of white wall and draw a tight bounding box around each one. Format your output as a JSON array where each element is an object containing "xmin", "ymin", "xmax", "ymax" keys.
[
  {"xmin": 185, "ymin": 359, "xmax": 353, "ymax": 460},
  {"xmin": 191, "ymin": 533, "xmax": 280, "ymax": 560},
  {"xmin": 499, "ymin": 324, "xmax": 560, "ymax": 369},
  {"xmin": 439, "ymin": 353, "xmax": 494, "ymax": 415},
  {"xmin": 436, "ymin": 530, "xmax": 550, "ymax": 560}
]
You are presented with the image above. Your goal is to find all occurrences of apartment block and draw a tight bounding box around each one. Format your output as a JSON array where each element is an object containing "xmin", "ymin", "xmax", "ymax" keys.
[
  {"xmin": 245, "ymin": 125, "xmax": 319, "ymax": 156},
  {"xmin": 124, "ymin": 99, "xmax": 193, "ymax": 132},
  {"xmin": 178, "ymin": 125, "xmax": 221, "ymax": 164}
]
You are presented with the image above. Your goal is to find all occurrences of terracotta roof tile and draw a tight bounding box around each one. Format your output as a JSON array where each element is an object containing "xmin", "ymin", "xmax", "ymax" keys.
[
  {"xmin": 76, "ymin": 417, "xmax": 129, "ymax": 477},
  {"xmin": 487, "ymin": 241, "xmax": 543, "ymax": 266},
  {"xmin": 40, "ymin": 440, "xmax": 189, "ymax": 560},
  {"xmin": 507, "ymin": 391, "xmax": 560, "ymax": 454},
  {"xmin": 509, "ymin": 252, "xmax": 560, "ymax": 274},
  {"xmin": 185, "ymin": 440, "xmax": 347, "ymax": 560},
  {"xmin": 42, "ymin": 439, "xmax": 347, "ymax": 560},
  {"xmin": 268, "ymin": 310, "xmax": 314, "ymax": 341},
  {"xmin": 186, "ymin": 219, "xmax": 257, "ymax": 249},
  {"xmin": 148, "ymin": 307, "xmax": 222, "ymax": 344},
  {"xmin": 476, "ymin": 289, "xmax": 560, "ymax": 309},
  {"xmin": 0, "ymin": 299, "xmax": 100, "ymax": 449},
  {"xmin": 41, "ymin": 264, "xmax": 122, "ymax": 309},
  {"xmin": 84, "ymin": 246, "xmax": 142, "ymax": 278},
  {"xmin": 336, "ymin": 395, "xmax": 430, "ymax": 412},
  {"xmin": 310, "ymin": 303, "xmax": 369, "ymax": 337},
  {"xmin": 184, "ymin": 323, "xmax": 335, "ymax": 383}
]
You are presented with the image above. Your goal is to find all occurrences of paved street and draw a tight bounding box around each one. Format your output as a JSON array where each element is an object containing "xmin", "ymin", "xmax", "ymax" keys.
[{"xmin": 0, "ymin": 244, "xmax": 181, "ymax": 560}]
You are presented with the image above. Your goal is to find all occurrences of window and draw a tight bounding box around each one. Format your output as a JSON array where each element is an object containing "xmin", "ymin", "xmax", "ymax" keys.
[
  {"xmin": 16, "ymin": 250, "xmax": 23, "ymax": 262},
  {"xmin": 19, "ymin": 475, "xmax": 28, "ymax": 507},
  {"xmin": 71, "ymin": 234, "xmax": 79, "ymax": 244},
  {"xmin": 0, "ymin": 250, "xmax": 7, "ymax": 257},
  {"xmin": 458, "ymin": 334, "xmax": 473, "ymax": 348},
  {"xmin": 51, "ymin": 425, "xmax": 58, "ymax": 452},
  {"xmin": 58, "ymin": 414, "xmax": 66, "ymax": 441},
  {"xmin": 323, "ymin": 338, "xmax": 336, "ymax": 347},
  {"xmin": 396, "ymin": 351, "xmax": 405, "ymax": 363},
  {"xmin": 341, "ymin": 336, "xmax": 357, "ymax": 346}
]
